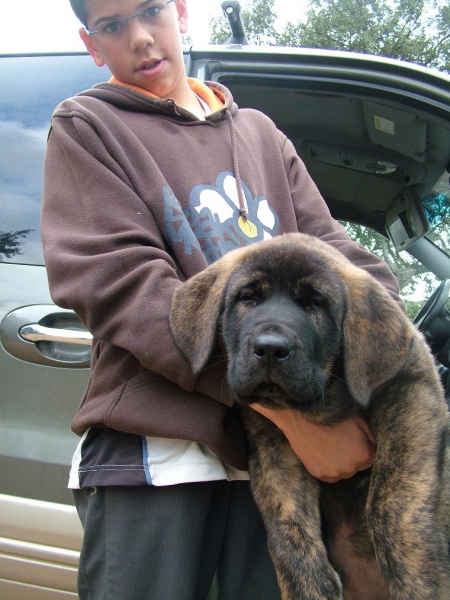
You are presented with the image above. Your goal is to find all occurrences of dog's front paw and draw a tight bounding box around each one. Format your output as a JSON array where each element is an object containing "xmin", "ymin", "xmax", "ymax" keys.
[
  {"xmin": 276, "ymin": 564, "xmax": 342, "ymax": 600},
  {"xmin": 269, "ymin": 536, "xmax": 343, "ymax": 600}
]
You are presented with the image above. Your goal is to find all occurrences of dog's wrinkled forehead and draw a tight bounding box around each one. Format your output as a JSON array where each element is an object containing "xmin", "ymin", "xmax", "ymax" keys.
[{"xmin": 226, "ymin": 242, "xmax": 346, "ymax": 303}]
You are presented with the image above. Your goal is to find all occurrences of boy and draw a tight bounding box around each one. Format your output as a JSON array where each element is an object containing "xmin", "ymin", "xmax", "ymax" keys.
[{"xmin": 41, "ymin": 1, "xmax": 401, "ymax": 598}]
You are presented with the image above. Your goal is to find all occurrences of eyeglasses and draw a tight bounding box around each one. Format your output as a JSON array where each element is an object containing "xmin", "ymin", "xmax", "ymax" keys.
[{"xmin": 86, "ymin": 0, "xmax": 175, "ymax": 42}]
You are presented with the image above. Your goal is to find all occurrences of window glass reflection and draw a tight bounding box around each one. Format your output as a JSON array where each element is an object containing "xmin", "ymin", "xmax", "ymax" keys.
[{"xmin": 0, "ymin": 55, "xmax": 109, "ymax": 265}]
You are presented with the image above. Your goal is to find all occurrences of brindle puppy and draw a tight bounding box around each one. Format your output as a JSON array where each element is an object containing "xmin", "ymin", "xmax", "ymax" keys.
[{"xmin": 170, "ymin": 233, "xmax": 450, "ymax": 600}]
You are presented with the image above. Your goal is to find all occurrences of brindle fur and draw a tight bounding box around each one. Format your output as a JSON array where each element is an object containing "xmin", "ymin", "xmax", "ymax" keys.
[{"xmin": 170, "ymin": 233, "xmax": 450, "ymax": 600}]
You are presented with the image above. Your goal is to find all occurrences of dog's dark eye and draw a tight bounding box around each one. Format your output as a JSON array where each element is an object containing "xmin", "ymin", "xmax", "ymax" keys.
[
  {"xmin": 297, "ymin": 290, "xmax": 328, "ymax": 312},
  {"xmin": 310, "ymin": 293, "xmax": 328, "ymax": 308},
  {"xmin": 237, "ymin": 287, "xmax": 261, "ymax": 306}
]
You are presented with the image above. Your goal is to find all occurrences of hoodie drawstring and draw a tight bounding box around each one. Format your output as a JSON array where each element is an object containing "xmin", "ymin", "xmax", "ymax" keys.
[{"xmin": 226, "ymin": 109, "xmax": 248, "ymax": 220}]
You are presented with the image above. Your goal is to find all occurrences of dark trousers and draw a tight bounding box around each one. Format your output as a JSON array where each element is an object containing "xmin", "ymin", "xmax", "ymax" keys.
[{"xmin": 74, "ymin": 481, "xmax": 281, "ymax": 600}]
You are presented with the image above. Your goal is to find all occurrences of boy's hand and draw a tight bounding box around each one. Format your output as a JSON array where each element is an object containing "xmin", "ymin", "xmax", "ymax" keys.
[{"xmin": 249, "ymin": 404, "xmax": 375, "ymax": 483}]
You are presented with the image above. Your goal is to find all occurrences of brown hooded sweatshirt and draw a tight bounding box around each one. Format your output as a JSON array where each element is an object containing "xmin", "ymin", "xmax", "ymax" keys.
[{"xmin": 41, "ymin": 80, "xmax": 401, "ymax": 470}]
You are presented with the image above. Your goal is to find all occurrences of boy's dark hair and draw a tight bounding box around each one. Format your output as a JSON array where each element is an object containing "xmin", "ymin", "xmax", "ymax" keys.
[{"xmin": 69, "ymin": 0, "xmax": 88, "ymax": 27}]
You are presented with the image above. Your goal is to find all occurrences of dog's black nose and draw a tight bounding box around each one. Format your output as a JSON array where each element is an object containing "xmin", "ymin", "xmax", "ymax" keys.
[{"xmin": 253, "ymin": 333, "xmax": 292, "ymax": 361}]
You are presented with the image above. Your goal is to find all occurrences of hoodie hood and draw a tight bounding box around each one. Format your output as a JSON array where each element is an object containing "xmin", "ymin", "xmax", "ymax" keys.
[
  {"xmin": 76, "ymin": 78, "xmax": 248, "ymax": 217},
  {"xmin": 108, "ymin": 76, "xmax": 227, "ymax": 115},
  {"xmin": 78, "ymin": 78, "xmax": 237, "ymax": 122}
]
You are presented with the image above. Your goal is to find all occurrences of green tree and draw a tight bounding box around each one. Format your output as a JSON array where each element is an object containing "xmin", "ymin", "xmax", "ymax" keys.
[
  {"xmin": 210, "ymin": 0, "xmax": 450, "ymax": 70},
  {"xmin": 341, "ymin": 222, "xmax": 438, "ymax": 300},
  {"xmin": 279, "ymin": 0, "xmax": 450, "ymax": 71},
  {"xmin": 404, "ymin": 299, "xmax": 425, "ymax": 321},
  {"xmin": 436, "ymin": 2, "xmax": 450, "ymax": 72},
  {"xmin": 0, "ymin": 229, "xmax": 32, "ymax": 260}
]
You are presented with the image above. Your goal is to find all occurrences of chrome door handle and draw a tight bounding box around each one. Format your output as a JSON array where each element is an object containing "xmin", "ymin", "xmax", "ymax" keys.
[
  {"xmin": 1, "ymin": 305, "xmax": 92, "ymax": 368},
  {"xmin": 20, "ymin": 324, "xmax": 93, "ymax": 346}
]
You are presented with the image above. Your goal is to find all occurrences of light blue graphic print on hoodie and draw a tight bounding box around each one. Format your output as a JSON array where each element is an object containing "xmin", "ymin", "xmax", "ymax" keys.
[{"xmin": 164, "ymin": 171, "xmax": 279, "ymax": 263}]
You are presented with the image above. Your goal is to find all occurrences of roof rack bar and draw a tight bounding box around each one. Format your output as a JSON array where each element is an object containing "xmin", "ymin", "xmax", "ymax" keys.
[{"xmin": 221, "ymin": 1, "xmax": 249, "ymax": 45}]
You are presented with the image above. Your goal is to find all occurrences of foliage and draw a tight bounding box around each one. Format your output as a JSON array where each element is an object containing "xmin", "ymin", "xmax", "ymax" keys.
[
  {"xmin": 404, "ymin": 299, "xmax": 424, "ymax": 321},
  {"xmin": 210, "ymin": 0, "xmax": 450, "ymax": 71},
  {"xmin": 0, "ymin": 229, "xmax": 32, "ymax": 260},
  {"xmin": 341, "ymin": 222, "xmax": 438, "ymax": 300},
  {"xmin": 423, "ymin": 192, "xmax": 450, "ymax": 242},
  {"xmin": 279, "ymin": 0, "xmax": 450, "ymax": 71},
  {"xmin": 420, "ymin": 192, "xmax": 450, "ymax": 288}
]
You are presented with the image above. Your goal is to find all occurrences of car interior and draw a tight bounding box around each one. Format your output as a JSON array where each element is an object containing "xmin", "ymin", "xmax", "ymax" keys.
[{"xmin": 214, "ymin": 67, "xmax": 450, "ymax": 236}]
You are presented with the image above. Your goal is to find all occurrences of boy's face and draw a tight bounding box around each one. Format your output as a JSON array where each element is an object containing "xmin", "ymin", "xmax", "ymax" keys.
[{"xmin": 80, "ymin": 0, "xmax": 189, "ymax": 100}]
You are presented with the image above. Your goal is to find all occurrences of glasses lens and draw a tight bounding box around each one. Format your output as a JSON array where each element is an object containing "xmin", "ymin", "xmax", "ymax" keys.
[
  {"xmin": 93, "ymin": 1, "xmax": 173, "ymax": 42},
  {"xmin": 93, "ymin": 19, "xmax": 124, "ymax": 41},
  {"xmin": 140, "ymin": 1, "xmax": 171, "ymax": 26}
]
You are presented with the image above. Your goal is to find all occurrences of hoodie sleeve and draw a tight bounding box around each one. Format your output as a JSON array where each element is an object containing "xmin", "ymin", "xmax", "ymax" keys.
[
  {"xmin": 41, "ymin": 109, "xmax": 232, "ymax": 406},
  {"xmin": 278, "ymin": 132, "xmax": 404, "ymax": 309}
]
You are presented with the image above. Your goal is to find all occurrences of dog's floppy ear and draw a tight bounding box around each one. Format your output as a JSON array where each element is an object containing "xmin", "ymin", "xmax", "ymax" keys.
[
  {"xmin": 170, "ymin": 254, "xmax": 238, "ymax": 374},
  {"xmin": 341, "ymin": 270, "xmax": 414, "ymax": 406}
]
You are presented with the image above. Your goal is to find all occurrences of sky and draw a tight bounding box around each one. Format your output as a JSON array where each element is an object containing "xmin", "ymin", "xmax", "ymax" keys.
[{"xmin": 1, "ymin": 0, "xmax": 307, "ymax": 54}]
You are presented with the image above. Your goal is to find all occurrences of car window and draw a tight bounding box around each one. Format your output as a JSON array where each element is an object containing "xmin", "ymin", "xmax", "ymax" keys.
[
  {"xmin": 341, "ymin": 221, "xmax": 439, "ymax": 320},
  {"xmin": 0, "ymin": 55, "xmax": 110, "ymax": 266},
  {"xmin": 422, "ymin": 170, "xmax": 450, "ymax": 255}
]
